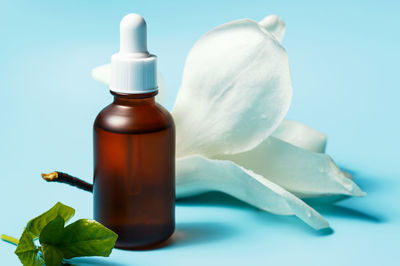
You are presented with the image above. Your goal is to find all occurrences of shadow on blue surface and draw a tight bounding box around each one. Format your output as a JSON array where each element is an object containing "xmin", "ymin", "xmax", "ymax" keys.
[
  {"xmin": 169, "ymin": 221, "xmax": 238, "ymax": 248},
  {"xmin": 110, "ymin": 221, "xmax": 238, "ymax": 251},
  {"xmin": 64, "ymin": 222, "xmax": 237, "ymax": 265},
  {"xmin": 65, "ymin": 258, "xmax": 127, "ymax": 266}
]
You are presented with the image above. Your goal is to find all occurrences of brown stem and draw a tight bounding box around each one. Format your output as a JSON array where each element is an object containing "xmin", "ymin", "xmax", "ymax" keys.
[{"xmin": 41, "ymin": 171, "xmax": 93, "ymax": 193}]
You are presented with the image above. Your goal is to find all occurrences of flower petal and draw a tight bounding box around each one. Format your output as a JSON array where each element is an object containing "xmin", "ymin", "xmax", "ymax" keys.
[
  {"xmin": 176, "ymin": 155, "xmax": 329, "ymax": 230},
  {"xmin": 215, "ymin": 136, "xmax": 366, "ymax": 198},
  {"xmin": 91, "ymin": 64, "xmax": 167, "ymax": 104},
  {"xmin": 258, "ymin": 15, "xmax": 286, "ymax": 43},
  {"xmin": 272, "ymin": 120, "xmax": 327, "ymax": 153},
  {"xmin": 172, "ymin": 18, "xmax": 292, "ymax": 158},
  {"xmin": 91, "ymin": 64, "xmax": 111, "ymax": 85}
]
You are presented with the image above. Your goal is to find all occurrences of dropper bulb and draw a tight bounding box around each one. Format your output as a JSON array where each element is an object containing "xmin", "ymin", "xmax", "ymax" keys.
[
  {"xmin": 110, "ymin": 13, "xmax": 157, "ymax": 94},
  {"xmin": 120, "ymin": 13, "xmax": 148, "ymax": 54}
]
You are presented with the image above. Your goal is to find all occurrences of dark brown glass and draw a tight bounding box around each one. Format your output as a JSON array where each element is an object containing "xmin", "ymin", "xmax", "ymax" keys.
[{"xmin": 93, "ymin": 91, "xmax": 175, "ymax": 249}]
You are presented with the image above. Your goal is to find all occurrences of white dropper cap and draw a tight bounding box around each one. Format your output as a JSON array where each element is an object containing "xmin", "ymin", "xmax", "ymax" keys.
[{"xmin": 110, "ymin": 14, "xmax": 157, "ymax": 94}]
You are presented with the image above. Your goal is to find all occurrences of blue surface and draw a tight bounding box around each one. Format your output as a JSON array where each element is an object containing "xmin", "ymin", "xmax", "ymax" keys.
[{"xmin": 1, "ymin": 0, "xmax": 399, "ymax": 265}]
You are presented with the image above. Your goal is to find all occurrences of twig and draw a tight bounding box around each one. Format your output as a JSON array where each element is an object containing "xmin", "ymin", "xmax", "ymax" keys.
[{"xmin": 41, "ymin": 172, "xmax": 93, "ymax": 193}]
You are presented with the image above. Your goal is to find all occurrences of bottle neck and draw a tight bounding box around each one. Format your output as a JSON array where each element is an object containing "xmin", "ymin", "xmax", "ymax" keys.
[{"xmin": 111, "ymin": 90, "xmax": 157, "ymax": 105}]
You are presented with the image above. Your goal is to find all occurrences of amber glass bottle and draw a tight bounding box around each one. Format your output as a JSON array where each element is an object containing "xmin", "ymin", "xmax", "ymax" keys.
[
  {"xmin": 93, "ymin": 91, "xmax": 175, "ymax": 249},
  {"xmin": 93, "ymin": 13, "xmax": 175, "ymax": 249}
]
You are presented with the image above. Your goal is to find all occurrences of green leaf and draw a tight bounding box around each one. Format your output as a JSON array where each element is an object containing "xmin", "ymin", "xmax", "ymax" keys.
[
  {"xmin": 14, "ymin": 228, "xmax": 44, "ymax": 266},
  {"xmin": 27, "ymin": 202, "xmax": 75, "ymax": 238},
  {"xmin": 10, "ymin": 202, "xmax": 117, "ymax": 265},
  {"xmin": 42, "ymin": 244, "xmax": 64, "ymax": 266},
  {"xmin": 39, "ymin": 216, "xmax": 65, "ymax": 246},
  {"xmin": 58, "ymin": 219, "xmax": 118, "ymax": 259}
]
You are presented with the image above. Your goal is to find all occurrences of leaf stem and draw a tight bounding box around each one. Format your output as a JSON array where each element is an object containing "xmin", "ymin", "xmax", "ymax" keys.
[{"xmin": 1, "ymin": 234, "xmax": 19, "ymax": 246}]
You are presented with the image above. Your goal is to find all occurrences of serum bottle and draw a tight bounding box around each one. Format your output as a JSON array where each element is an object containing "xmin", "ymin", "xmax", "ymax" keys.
[{"xmin": 93, "ymin": 14, "xmax": 175, "ymax": 249}]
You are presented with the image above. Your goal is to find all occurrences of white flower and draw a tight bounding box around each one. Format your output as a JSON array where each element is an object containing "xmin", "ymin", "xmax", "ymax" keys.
[{"xmin": 91, "ymin": 15, "xmax": 365, "ymax": 230}]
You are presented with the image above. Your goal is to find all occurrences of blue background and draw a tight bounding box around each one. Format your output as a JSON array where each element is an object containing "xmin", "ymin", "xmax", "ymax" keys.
[{"xmin": 1, "ymin": 0, "xmax": 399, "ymax": 265}]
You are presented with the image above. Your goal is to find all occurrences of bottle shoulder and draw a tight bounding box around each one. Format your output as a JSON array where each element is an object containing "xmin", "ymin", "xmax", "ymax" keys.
[{"xmin": 94, "ymin": 102, "xmax": 174, "ymax": 134}]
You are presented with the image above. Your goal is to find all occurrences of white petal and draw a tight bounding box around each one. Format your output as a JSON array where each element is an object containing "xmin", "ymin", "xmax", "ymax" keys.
[
  {"xmin": 343, "ymin": 171, "xmax": 352, "ymax": 179},
  {"xmin": 157, "ymin": 72, "xmax": 167, "ymax": 104},
  {"xmin": 91, "ymin": 64, "xmax": 110, "ymax": 85},
  {"xmin": 215, "ymin": 136, "xmax": 366, "ymax": 198},
  {"xmin": 91, "ymin": 64, "xmax": 167, "ymax": 104},
  {"xmin": 272, "ymin": 120, "xmax": 327, "ymax": 153},
  {"xmin": 258, "ymin": 15, "xmax": 286, "ymax": 43},
  {"xmin": 176, "ymin": 155, "xmax": 329, "ymax": 229},
  {"xmin": 173, "ymin": 18, "xmax": 292, "ymax": 158}
]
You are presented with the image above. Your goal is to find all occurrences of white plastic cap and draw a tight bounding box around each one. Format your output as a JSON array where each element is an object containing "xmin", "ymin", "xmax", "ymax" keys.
[{"xmin": 110, "ymin": 14, "xmax": 157, "ymax": 94}]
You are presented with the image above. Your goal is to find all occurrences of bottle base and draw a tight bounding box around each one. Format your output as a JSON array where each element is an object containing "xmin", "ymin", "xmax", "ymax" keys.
[
  {"xmin": 111, "ymin": 223, "xmax": 175, "ymax": 250},
  {"xmin": 114, "ymin": 234, "xmax": 173, "ymax": 250}
]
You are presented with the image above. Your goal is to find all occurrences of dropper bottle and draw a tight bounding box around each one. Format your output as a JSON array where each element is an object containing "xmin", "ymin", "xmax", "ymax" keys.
[{"xmin": 93, "ymin": 13, "xmax": 175, "ymax": 249}]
